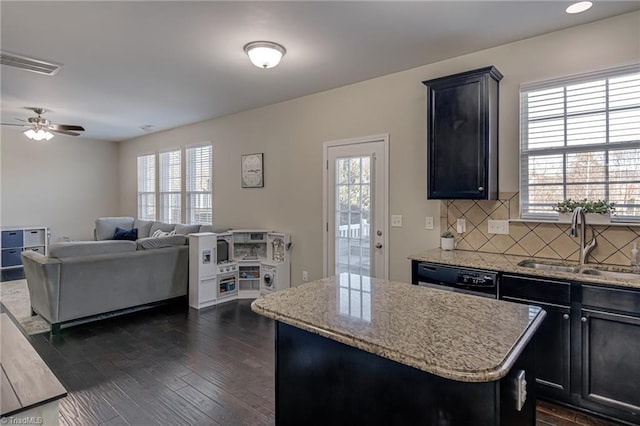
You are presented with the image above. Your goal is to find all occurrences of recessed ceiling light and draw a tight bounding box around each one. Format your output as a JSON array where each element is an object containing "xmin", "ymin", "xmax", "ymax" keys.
[{"xmin": 566, "ymin": 1, "xmax": 593, "ymax": 14}]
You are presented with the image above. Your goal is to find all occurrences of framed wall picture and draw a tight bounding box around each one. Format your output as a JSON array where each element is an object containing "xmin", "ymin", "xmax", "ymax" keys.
[{"xmin": 241, "ymin": 153, "xmax": 264, "ymax": 188}]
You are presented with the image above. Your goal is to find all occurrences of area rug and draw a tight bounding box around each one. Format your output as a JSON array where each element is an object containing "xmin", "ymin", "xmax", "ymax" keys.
[{"xmin": 0, "ymin": 279, "xmax": 50, "ymax": 334}]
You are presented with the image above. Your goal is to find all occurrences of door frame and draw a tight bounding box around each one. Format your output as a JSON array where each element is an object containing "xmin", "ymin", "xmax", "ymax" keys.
[{"xmin": 322, "ymin": 133, "xmax": 389, "ymax": 279}]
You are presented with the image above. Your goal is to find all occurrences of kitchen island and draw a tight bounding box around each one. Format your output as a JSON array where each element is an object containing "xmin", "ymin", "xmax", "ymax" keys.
[{"xmin": 251, "ymin": 274, "xmax": 546, "ymax": 426}]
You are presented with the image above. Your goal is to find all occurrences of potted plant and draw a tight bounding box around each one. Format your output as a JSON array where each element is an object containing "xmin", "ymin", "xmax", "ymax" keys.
[
  {"xmin": 553, "ymin": 198, "xmax": 615, "ymax": 224},
  {"xmin": 441, "ymin": 230, "xmax": 456, "ymax": 251}
]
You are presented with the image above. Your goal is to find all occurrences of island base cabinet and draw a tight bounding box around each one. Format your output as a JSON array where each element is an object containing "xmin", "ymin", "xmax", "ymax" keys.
[
  {"xmin": 275, "ymin": 322, "xmax": 536, "ymax": 426},
  {"xmin": 580, "ymin": 309, "xmax": 640, "ymax": 424}
]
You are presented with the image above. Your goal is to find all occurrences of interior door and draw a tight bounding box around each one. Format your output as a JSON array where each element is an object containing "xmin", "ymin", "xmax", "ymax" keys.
[{"xmin": 324, "ymin": 135, "xmax": 388, "ymax": 279}]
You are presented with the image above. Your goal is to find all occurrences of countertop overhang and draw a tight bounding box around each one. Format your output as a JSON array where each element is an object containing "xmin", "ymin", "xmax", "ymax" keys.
[
  {"xmin": 252, "ymin": 275, "xmax": 545, "ymax": 383},
  {"xmin": 409, "ymin": 249, "xmax": 640, "ymax": 289}
]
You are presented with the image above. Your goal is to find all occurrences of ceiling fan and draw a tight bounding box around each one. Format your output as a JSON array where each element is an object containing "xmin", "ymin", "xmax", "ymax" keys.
[{"xmin": 1, "ymin": 107, "xmax": 85, "ymax": 140}]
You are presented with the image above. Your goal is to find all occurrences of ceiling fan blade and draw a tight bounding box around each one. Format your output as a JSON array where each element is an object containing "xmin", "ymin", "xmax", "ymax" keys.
[
  {"xmin": 49, "ymin": 124, "xmax": 85, "ymax": 132},
  {"xmin": 49, "ymin": 128, "xmax": 81, "ymax": 136},
  {"xmin": 0, "ymin": 123, "xmax": 27, "ymax": 127}
]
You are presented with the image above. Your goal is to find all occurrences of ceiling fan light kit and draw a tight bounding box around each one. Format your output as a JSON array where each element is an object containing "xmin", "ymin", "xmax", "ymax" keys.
[
  {"xmin": 1, "ymin": 107, "xmax": 85, "ymax": 141},
  {"xmin": 243, "ymin": 41, "xmax": 286, "ymax": 69},
  {"xmin": 23, "ymin": 128, "xmax": 54, "ymax": 141}
]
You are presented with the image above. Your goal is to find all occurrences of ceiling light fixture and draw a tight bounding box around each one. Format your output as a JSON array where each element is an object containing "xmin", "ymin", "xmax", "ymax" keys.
[
  {"xmin": 243, "ymin": 41, "xmax": 286, "ymax": 69},
  {"xmin": 566, "ymin": 1, "xmax": 593, "ymax": 14},
  {"xmin": 23, "ymin": 128, "xmax": 54, "ymax": 141}
]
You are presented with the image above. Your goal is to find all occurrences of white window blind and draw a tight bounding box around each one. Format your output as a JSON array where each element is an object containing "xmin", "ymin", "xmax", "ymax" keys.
[
  {"xmin": 186, "ymin": 145, "xmax": 212, "ymax": 224},
  {"xmin": 520, "ymin": 64, "xmax": 640, "ymax": 221},
  {"xmin": 159, "ymin": 150, "xmax": 182, "ymax": 223},
  {"xmin": 137, "ymin": 154, "xmax": 156, "ymax": 221}
]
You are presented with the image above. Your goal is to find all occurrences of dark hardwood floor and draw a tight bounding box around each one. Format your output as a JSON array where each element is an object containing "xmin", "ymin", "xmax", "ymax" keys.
[{"xmin": 25, "ymin": 299, "xmax": 623, "ymax": 426}]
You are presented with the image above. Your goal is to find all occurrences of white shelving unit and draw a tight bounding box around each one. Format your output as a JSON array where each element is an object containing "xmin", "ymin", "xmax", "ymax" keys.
[{"xmin": 1, "ymin": 226, "xmax": 48, "ymax": 270}]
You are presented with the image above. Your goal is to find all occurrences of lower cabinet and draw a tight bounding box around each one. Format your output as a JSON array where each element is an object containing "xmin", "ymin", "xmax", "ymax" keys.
[
  {"xmin": 501, "ymin": 274, "xmax": 640, "ymax": 425},
  {"xmin": 500, "ymin": 275, "xmax": 571, "ymax": 400},
  {"xmin": 579, "ymin": 284, "xmax": 640, "ymax": 424}
]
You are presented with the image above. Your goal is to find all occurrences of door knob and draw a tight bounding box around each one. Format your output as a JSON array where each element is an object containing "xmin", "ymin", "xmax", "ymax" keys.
[{"xmin": 375, "ymin": 243, "xmax": 383, "ymax": 249}]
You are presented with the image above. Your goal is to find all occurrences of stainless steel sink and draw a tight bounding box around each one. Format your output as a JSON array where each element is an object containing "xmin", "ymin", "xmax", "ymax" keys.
[
  {"xmin": 579, "ymin": 268, "xmax": 640, "ymax": 280},
  {"xmin": 517, "ymin": 260, "xmax": 580, "ymax": 273},
  {"xmin": 517, "ymin": 260, "xmax": 639, "ymax": 280}
]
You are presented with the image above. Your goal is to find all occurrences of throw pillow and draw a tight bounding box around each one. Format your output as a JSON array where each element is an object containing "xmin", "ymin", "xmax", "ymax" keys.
[
  {"xmin": 152, "ymin": 229, "xmax": 176, "ymax": 238},
  {"xmin": 113, "ymin": 227, "xmax": 138, "ymax": 241}
]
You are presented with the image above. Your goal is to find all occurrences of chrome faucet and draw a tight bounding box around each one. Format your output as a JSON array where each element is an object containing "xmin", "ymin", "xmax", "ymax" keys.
[{"xmin": 570, "ymin": 207, "xmax": 597, "ymax": 267}]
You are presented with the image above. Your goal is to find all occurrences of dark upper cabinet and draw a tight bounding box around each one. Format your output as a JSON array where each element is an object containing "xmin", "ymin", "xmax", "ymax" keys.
[{"xmin": 422, "ymin": 66, "xmax": 502, "ymax": 199}]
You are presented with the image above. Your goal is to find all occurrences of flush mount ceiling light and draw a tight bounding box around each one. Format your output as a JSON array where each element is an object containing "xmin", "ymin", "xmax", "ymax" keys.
[
  {"xmin": 566, "ymin": 1, "xmax": 593, "ymax": 14},
  {"xmin": 243, "ymin": 41, "xmax": 286, "ymax": 69}
]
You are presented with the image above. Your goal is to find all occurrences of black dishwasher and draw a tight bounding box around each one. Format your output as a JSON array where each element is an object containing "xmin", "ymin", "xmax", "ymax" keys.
[{"xmin": 411, "ymin": 261, "xmax": 498, "ymax": 298}]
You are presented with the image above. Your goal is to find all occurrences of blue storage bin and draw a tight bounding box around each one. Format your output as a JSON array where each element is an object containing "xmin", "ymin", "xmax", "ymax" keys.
[
  {"xmin": 1, "ymin": 230, "xmax": 23, "ymax": 249},
  {"xmin": 2, "ymin": 248, "xmax": 23, "ymax": 267}
]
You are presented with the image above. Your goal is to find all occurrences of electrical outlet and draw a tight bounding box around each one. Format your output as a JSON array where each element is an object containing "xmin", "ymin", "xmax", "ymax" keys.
[
  {"xmin": 391, "ymin": 215, "xmax": 403, "ymax": 227},
  {"xmin": 488, "ymin": 220, "xmax": 510, "ymax": 234},
  {"xmin": 425, "ymin": 216, "xmax": 434, "ymax": 230},
  {"xmin": 302, "ymin": 271, "xmax": 308, "ymax": 282},
  {"xmin": 456, "ymin": 219, "xmax": 466, "ymax": 233}
]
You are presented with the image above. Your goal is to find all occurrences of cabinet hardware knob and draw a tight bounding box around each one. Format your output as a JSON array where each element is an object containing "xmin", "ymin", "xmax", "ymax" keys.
[
  {"xmin": 376, "ymin": 230, "xmax": 382, "ymax": 236},
  {"xmin": 581, "ymin": 317, "xmax": 587, "ymax": 322},
  {"xmin": 375, "ymin": 243, "xmax": 383, "ymax": 249},
  {"xmin": 563, "ymin": 314, "xmax": 569, "ymax": 320},
  {"xmin": 478, "ymin": 187, "xmax": 484, "ymax": 191}
]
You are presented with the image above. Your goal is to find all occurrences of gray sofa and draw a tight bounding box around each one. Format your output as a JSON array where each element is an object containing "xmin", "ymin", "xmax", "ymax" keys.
[{"xmin": 21, "ymin": 217, "xmax": 211, "ymax": 333}]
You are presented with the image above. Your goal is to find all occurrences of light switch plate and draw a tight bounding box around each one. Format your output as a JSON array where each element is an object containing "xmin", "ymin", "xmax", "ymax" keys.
[
  {"xmin": 391, "ymin": 215, "xmax": 403, "ymax": 227},
  {"xmin": 425, "ymin": 216, "xmax": 434, "ymax": 230},
  {"xmin": 488, "ymin": 220, "xmax": 510, "ymax": 234}
]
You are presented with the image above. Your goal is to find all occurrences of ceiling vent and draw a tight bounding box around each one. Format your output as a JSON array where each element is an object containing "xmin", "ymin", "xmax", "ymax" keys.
[{"xmin": 0, "ymin": 51, "xmax": 62, "ymax": 76}]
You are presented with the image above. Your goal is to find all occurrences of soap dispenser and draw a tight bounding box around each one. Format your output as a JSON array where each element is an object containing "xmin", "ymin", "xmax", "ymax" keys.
[{"xmin": 632, "ymin": 241, "xmax": 639, "ymax": 273}]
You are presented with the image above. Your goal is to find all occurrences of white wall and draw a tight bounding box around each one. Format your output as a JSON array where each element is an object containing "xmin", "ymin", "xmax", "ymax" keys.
[
  {"xmin": 1, "ymin": 127, "xmax": 120, "ymax": 241},
  {"xmin": 119, "ymin": 12, "xmax": 640, "ymax": 284}
]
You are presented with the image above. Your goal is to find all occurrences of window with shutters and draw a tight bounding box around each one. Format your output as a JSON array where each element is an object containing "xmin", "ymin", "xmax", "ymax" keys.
[
  {"xmin": 137, "ymin": 154, "xmax": 156, "ymax": 221},
  {"xmin": 159, "ymin": 150, "xmax": 182, "ymax": 223},
  {"xmin": 186, "ymin": 145, "xmax": 212, "ymax": 224},
  {"xmin": 520, "ymin": 65, "xmax": 640, "ymax": 221}
]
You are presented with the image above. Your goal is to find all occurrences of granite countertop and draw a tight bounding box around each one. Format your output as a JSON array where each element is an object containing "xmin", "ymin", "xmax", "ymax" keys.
[
  {"xmin": 408, "ymin": 249, "xmax": 640, "ymax": 289},
  {"xmin": 252, "ymin": 275, "xmax": 545, "ymax": 383}
]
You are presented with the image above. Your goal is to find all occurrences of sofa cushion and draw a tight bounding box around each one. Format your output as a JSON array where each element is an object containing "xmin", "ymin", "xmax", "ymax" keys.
[
  {"xmin": 136, "ymin": 235, "xmax": 187, "ymax": 250},
  {"xmin": 95, "ymin": 217, "xmax": 134, "ymax": 241},
  {"xmin": 149, "ymin": 222, "xmax": 175, "ymax": 236},
  {"xmin": 134, "ymin": 219, "xmax": 154, "ymax": 238},
  {"xmin": 113, "ymin": 227, "xmax": 138, "ymax": 241},
  {"xmin": 199, "ymin": 224, "xmax": 214, "ymax": 233},
  {"xmin": 175, "ymin": 224, "xmax": 200, "ymax": 235},
  {"xmin": 48, "ymin": 240, "xmax": 137, "ymax": 258}
]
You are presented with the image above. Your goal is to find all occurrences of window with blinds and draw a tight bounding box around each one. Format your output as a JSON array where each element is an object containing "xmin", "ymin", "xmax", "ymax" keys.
[
  {"xmin": 159, "ymin": 150, "xmax": 182, "ymax": 223},
  {"xmin": 520, "ymin": 64, "xmax": 640, "ymax": 221},
  {"xmin": 137, "ymin": 154, "xmax": 156, "ymax": 221},
  {"xmin": 186, "ymin": 145, "xmax": 212, "ymax": 224}
]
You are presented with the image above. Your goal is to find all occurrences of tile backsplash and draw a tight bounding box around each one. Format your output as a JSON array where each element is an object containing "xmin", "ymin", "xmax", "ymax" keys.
[{"xmin": 441, "ymin": 192, "xmax": 640, "ymax": 267}]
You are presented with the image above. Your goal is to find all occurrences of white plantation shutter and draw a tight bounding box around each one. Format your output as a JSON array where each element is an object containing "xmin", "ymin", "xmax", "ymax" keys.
[
  {"xmin": 186, "ymin": 145, "xmax": 212, "ymax": 224},
  {"xmin": 520, "ymin": 64, "xmax": 640, "ymax": 221},
  {"xmin": 137, "ymin": 154, "xmax": 156, "ymax": 220},
  {"xmin": 159, "ymin": 150, "xmax": 182, "ymax": 223}
]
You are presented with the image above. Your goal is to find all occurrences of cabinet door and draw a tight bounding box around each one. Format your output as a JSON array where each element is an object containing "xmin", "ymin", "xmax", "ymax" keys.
[
  {"xmin": 503, "ymin": 296, "xmax": 571, "ymax": 398},
  {"xmin": 428, "ymin": 75, "xmax": 486, "ymax": 199},
  {"xmin": 581, "ymin": 309, "xmax": 640, "ymax": 415}
]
